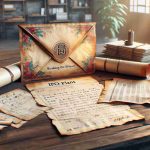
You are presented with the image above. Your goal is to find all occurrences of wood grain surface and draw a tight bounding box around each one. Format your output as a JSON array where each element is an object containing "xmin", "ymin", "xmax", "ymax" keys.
[{"xmin": 0, "ymin": 50, "xmax": 150, "ymax": 150}]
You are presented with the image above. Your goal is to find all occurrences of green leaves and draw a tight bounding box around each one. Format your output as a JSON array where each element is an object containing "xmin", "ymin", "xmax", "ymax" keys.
[
  {"xmin": 109, "ymin": 28, "xmax": 116, "ymax": 38},
  {"xmin": 97, "ymin": 0, "xmax": 128, "ymax": 38}
]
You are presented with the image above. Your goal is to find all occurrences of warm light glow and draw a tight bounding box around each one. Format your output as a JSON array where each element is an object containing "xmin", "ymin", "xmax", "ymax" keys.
[{"xmin": 130, "ymin": 0, "xmax": 150, "ymax": 13}]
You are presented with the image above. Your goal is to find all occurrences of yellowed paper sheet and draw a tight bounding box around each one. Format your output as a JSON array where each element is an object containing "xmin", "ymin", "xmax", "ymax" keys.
[
  {"xmin": 0, "ymin": 125, "xmax": 7, "ymax": 130},
  {"xmin": 99, "ymin": 78, "xmax": 150, "ymax": 104},
  {"xmin": 47, "ymin": 104, "xmax": 144, "ymax": 135},
  {"xmin": 11, "ymin": 121, "xmax": 27, "ymax": 128},
  {"xmin": 0, "ymin": 89, "xmax": 45, "ymax": 120},
  {"xmin": 0, "ymin": 112, "xmax": 22, "ymax": 125},
  {"xmin": 95, "ymin": 57, "xmax": 150, "ymax": 77},
  {"xmin": 99, "ymin": 80, "xmax": 113, "ymax": 103},
  {"xmin": 26, "ymin": 76, "xmax": 144, "ymax": 135},
  {"xmin": 0, "ymin": 112, "xmax": 27, "ymax": 128},
  {"xmin": 26, "ymin": 76, "xmax": 104, "ymax": 108}
]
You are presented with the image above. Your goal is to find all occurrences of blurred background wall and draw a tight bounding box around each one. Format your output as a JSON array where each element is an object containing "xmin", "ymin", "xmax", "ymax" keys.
[{"xmin": 0, "ymin": 0, "xmax": 150, "ymax": 44}]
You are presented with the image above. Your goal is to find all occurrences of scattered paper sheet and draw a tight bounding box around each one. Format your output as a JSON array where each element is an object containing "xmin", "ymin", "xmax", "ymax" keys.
[
  {"xmin": 0, "ymin": 89, "xmax": 45, "ymax": 121},
  {"xmin": 26, "ymin": 76, "xmax": 104, "ymax": 108},
  {"xmin": 0, "ymin": 112, "xmax": 21, "ymax": 125},
  {"xmin": 47, "ymin": 104, "xmax": 144, "ymax": 135},
  {"xmin": 99, "ymin": 78, "xmax": 150, "ymax": 104},
  {"xmin": 26, "ymin": 76, "xmax": 144, "ymax": 135},
  {"xmin": 0, "ymin": 111, "xmax": 27, "ymax": 129},
  {"xmin": 0, "ymin": 125, "xmax": 7, "ymax": 130},
  {"xmin": 11, "ymin": 121, "xmax": 27, "ymax": 128}
]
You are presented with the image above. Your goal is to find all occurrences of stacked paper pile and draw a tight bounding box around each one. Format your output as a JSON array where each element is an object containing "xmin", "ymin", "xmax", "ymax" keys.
[{"xmin": 102, "ymin": 40, "xmax": 150, "ymax": 62}]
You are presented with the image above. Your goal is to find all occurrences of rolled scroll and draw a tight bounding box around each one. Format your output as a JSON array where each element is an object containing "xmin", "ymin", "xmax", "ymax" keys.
[
  {"xmin": 95, "ymin": 57, "xmax": 150, "ymax": 78},
  {"xmin": 0, "ymin": 62, "xmax": 21, "ymax": 88}
]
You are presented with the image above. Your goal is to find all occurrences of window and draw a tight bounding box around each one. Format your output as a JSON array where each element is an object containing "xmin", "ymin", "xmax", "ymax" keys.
[{"xmin": 130, "ymin": 0, "xmax": 150, "ymax": 13}]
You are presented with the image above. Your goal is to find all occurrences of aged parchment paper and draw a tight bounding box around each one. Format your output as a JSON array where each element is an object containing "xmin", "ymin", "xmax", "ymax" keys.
[
  {"xmin": 95, "ymin": 57, "xmax": 150, "ymax": 77},
  {"xmin": 26, "ymin": 76, "xmax": 103, "ymax": 108},
  {"xmin": 99, "ymin": 78, "xmax": 150, "ymax": 104},
  {"xmin": 0, "ymin": 63, "xmax": 21, "ymax": 88},
  {"xmin": 0, "ymin": 89, "xmax": 45, "ymax": 121},
  {"xmin": 27, "ymin": 76, "xmax": 144, "ymax": 135},
  {"xmin": 47, "ymin": 103, "xmax": 144, "ymax": 135}
]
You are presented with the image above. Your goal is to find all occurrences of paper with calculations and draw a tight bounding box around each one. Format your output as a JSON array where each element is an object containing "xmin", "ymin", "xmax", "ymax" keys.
[
  {"xmin": 0, "ymin": 89, "xmax": 44, "ymax": 120},
  {"xmin": 26, "ymin": 76, "xmax": 103, "ymax": 108},
  {"xmin": 99, "ymin": 78, "xmax": 150, "ymax": 104},
  {"xmin": 26, "ymin": 76, "xmax": 144, "ymax": 135},
  {"xmin": 47, "ymin": 104, "xmax": 144, "ymax": 135}
]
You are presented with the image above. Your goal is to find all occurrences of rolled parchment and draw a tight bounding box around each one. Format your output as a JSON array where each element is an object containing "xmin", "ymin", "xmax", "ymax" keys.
[
  {"xmin": 95, "ymin": 57, "xmax": 150, "ymax": 77},
  {"xmin": 0, "ymin": 62, "xmax": 21, "ymax": 88}
]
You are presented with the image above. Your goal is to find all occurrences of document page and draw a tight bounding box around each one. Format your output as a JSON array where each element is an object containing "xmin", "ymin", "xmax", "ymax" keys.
[
  {"xmin": 26, "ymin": 76, "xmax": 103, "ymax": 108},
  {"xmin": 0, "ymin": 89, "xmax": 44, "ymax": 120},
  {"xmin": 27, "ymin": 76, "xmax": 144, "ymax": 135},
  {"xmin": 99, "ymin": 78, "xmax": 150, "ymax": 104},
  {"xmin": 47, "ymin": 103, "xmax": 144, "ymax": 135}
]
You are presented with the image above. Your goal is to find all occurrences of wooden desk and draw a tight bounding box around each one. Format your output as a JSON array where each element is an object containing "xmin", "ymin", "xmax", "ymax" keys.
[{"xmin": 1, "ymin": 50, "xmax": 150, "ymax": 150}]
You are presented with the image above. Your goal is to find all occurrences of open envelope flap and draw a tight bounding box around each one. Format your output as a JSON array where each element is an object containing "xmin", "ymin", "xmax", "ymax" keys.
[
  {"xmin": 69, "ymin": 25, "xmax": 96, "ymax": 73},
  {"xmin": 19, "ymin": 23, "xmax": 96, "ymax": 82}
]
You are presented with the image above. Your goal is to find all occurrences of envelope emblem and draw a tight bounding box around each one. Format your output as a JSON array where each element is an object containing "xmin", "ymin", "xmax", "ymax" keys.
[
  {"xmin": 19, "ymin": 23, "xmax": 96, "ymax": 83},
  {"xmin": 53, "ymin": 42, "xmax": 69, "ymax": 62}
]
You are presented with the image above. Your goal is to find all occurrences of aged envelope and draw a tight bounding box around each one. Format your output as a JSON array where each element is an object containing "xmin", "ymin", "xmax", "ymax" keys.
[
  {"xmin": 19, "ymin": 23, "xmax": 96, "ymax": 83},
  {"xmin": 0, "ymin": 89, "xmax": 45, "ymax": 120},
  {"xmin": 99, "ymin": 78, "xmax": 150, "ymax": 104}
]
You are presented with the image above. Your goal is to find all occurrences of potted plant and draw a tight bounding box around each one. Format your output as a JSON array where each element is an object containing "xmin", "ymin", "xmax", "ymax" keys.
[{"xmin": 97, "ymin": 0, "xmax": 128, "ymax": 41}]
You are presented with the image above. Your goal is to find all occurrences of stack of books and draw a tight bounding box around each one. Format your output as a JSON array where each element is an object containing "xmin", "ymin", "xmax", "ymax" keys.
[{"xmin": 101, "ymin": 40, "xmax": 150, "ymax": 62}]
